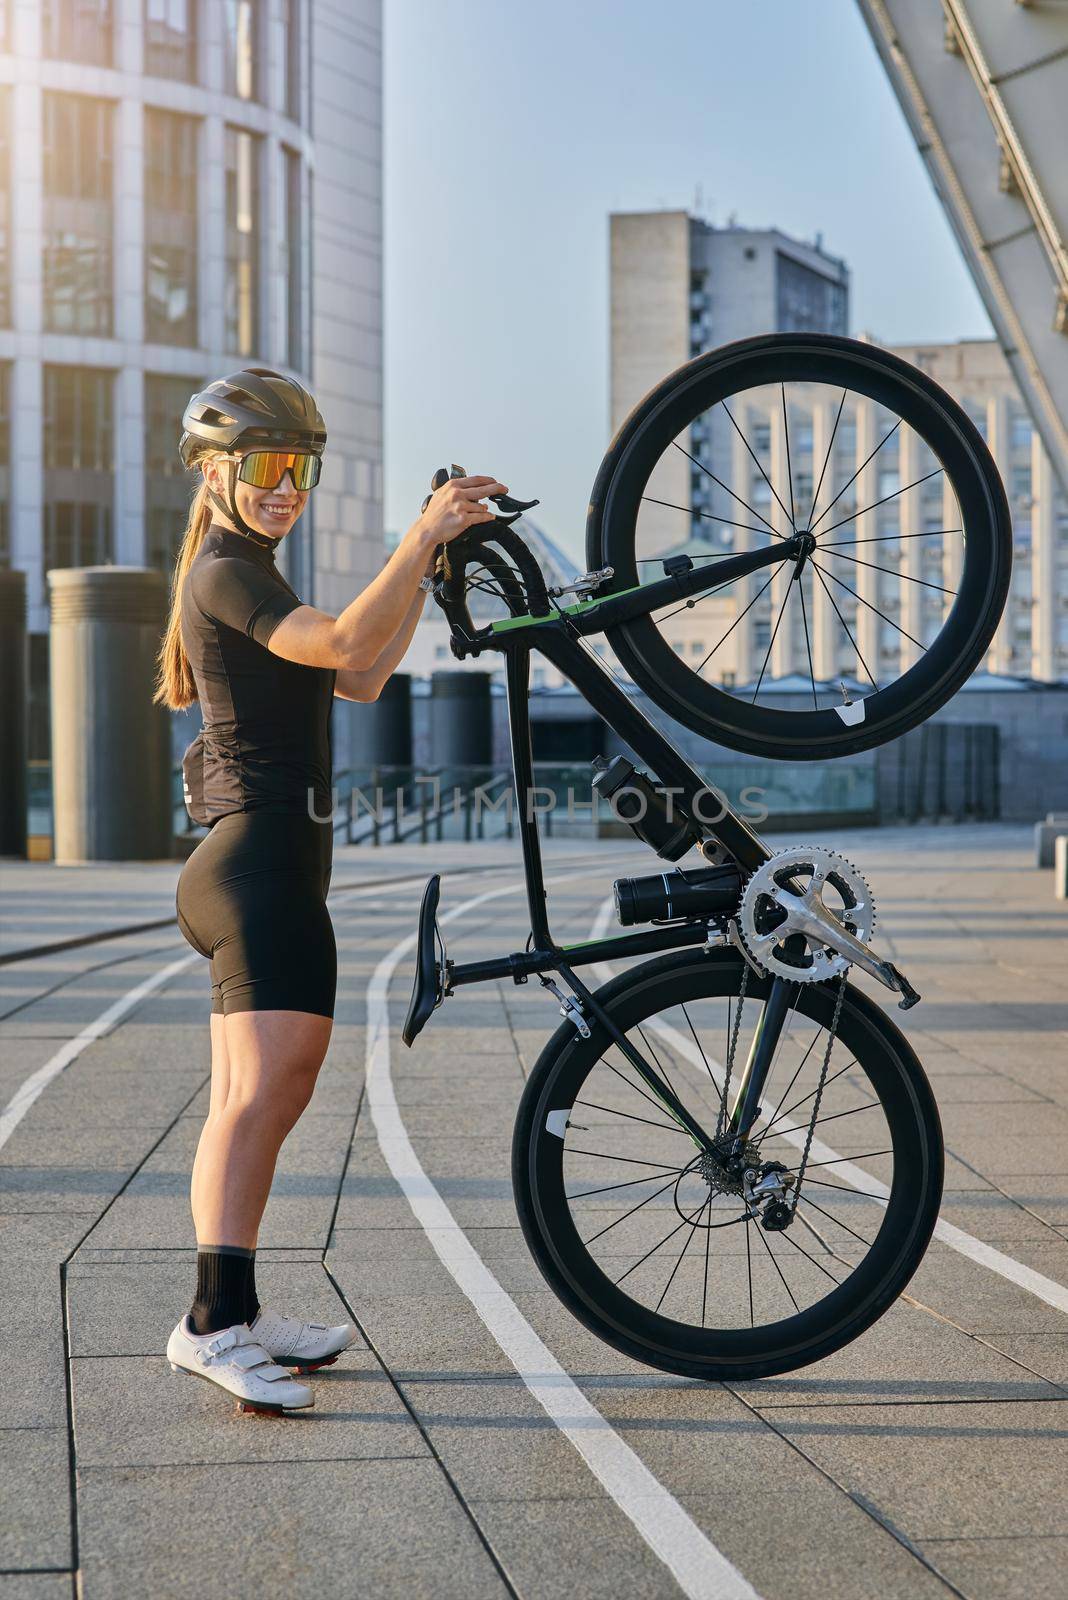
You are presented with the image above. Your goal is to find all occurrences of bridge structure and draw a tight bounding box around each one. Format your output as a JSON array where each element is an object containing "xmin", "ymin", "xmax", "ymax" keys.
[{"xmin": 855, "ymin": 0, "xmax": 1068, "ymax": 494}]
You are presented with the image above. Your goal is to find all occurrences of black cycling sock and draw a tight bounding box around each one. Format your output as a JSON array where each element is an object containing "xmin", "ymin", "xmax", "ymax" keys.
[
  {"xmin": 190, "ymin": 1245, "xmax": 254, "ymax": 1335},
  {"xmin": 244, "ymin": 1251, "xmax": 261, "ymax": 1325}
]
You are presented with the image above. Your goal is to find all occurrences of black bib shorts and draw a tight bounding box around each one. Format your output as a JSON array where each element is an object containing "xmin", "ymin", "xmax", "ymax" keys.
[{"xmin": 177, "ymin": 811, "xmax": 335, "ymax": 1018}]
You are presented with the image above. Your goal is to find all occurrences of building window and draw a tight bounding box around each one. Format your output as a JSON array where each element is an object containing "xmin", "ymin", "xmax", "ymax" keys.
[
  {"xmin": 224, "ymin": 0, "xmax": 258, "ymax": 101},
  {"xmin": 42, "ymin": 94, "xmax": 114, "ymax": 337},
  {"xmin": 1010, "ymin": 412, "xmax": 1032, "ymax": 451},
  {"xmin": 224, "ymin": 127, "xmax": 260, "ymax": 355},
  {"xmin": 775, "ymin": 253, "xmax": 847, "ymax": 336},
  {"xmin": 0, "ymin": 364, "xmax": 9, "ymax": 567},
  {"xmin": 145, "ymin": 109, "xmax": 198, "ymax": 345},
  {"xmin": 0, "ymin": 89, "xmax": 10, "ymax": 328},
  {"xmin": 283, "ymin": 146, "xmax": 303, "ymax": 368},
  {"xmin": 42, "ymin": 367, "xmax": 115, "ymax": 580},
  {"xmin": 1011, "ymin": 464, "xmax": 1032, "ymax": 501},
  {"xmin": 145, "ymin": 0, "xmax": 197, "ymax": 82},
  {"xmin": 42, "ymin": 0, "xmax": 114, "ymax": 66},
  {"xmin": 283, "ymin": 0, "xmax": 302, "ymax": 121},
  {"xmin": 145, "ymin": 373, "xmax": 200, "ymax": 572}
]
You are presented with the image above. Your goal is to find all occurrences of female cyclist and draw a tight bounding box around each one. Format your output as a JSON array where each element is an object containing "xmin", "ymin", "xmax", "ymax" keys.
[{"xmin": 155, "ymin": 367, "xmax": 507, "ymax": 1412}]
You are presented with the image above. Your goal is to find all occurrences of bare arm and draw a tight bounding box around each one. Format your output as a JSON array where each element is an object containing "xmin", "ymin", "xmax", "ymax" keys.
[
  {"xmin": 333, "ymin": 583, "xmax": 427, "ymax": 701},
  {"xmin": 267, "ymin": 474, "xmax": 507, "ymax": 673}
]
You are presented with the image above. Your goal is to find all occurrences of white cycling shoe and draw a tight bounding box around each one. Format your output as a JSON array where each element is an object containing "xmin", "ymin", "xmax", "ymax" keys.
[
  {"xmin": 167, "ymin": 1316, "xmax": 314, "ymax": 1414},
  {"xmin": 248, "ymin": 1304, "xmax": 359, "ymax": 1373}
]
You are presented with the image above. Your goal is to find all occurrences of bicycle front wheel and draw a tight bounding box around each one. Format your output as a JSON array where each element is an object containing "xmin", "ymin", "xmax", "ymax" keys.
[
  {"xmin": 513, "ymin": 948, "xmax": 943, "ymax": 1380},
  {"xmin": 586, "ymin": 333, "xmax": 1012, "ymax": 759}
]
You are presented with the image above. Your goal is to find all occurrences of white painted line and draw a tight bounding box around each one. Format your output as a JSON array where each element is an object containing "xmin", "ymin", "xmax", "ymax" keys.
[
  {"xmin": 587, "ymin": 898, "xmax": 1068, "ymax": 1320},
  {"xmin": 0, "ymin": 951, "xmax": 200, "ymax": 1153},
  {"xmin": 364, "ymin": 873, "xmax": 761, "ymax": 1600},
  {"xmin": 0, "ymin": 874, "xmax": 435, "ymax": 1158}
]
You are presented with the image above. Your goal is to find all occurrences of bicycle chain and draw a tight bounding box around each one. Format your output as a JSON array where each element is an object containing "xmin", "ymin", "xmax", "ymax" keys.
[
  {"xmin": 790, "ymin": 969, "xmax": 848, "ymax": 1216},
  {"xmin": 716, "ymin": 957, "xmax": 749, "ymax": 1142}
]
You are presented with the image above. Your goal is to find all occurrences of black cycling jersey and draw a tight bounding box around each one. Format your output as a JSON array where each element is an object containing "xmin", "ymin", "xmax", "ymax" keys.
[{"xmin": 180, "ymin": 524, "xmax": 335, "ymax": 826}]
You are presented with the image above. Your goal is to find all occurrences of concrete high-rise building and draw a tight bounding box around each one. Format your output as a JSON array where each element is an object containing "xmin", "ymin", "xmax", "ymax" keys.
[
  {"xmin": 609, "ymin": 212, "xmax": 1068, "ymax": 686},
  {"xmin": 0, "ymin": 0, "xmax": 383, "ymax": 745},
  {"xmin": 611, "ymin": 212, "xmax": 849, "ymax": 560}
]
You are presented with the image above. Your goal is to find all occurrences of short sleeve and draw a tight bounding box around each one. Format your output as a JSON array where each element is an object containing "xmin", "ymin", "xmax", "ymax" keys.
[{"xmin": 191, "ymin": 555, "xmax": 302, "ymax": 646}]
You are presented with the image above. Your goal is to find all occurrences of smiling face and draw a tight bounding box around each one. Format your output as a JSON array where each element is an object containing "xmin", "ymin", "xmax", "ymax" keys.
[{"xmin": 202, "ymin": 451, "xmax": 310, "ymax": 541}]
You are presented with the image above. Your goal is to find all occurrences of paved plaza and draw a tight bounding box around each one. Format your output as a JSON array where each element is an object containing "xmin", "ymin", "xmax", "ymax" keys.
[{"xmin": 1, "ymin": 823, "xmax": 1067, "ymax": 1599}]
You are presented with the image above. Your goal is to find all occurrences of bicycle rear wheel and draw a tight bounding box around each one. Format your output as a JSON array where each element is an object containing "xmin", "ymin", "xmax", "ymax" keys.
[
  {"xmin": 513, "ymin": 948, "xmax": 943, "ymax": 1380},
  {"xmin": 586, "ymin": 333, "xmax": 1012, "ymax": 759}
]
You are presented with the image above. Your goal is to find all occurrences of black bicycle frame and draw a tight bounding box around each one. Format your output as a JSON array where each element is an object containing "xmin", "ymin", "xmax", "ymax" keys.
[{"xmin": 440, "ymin": 590, "xmax": 797, "ymax": 1156}]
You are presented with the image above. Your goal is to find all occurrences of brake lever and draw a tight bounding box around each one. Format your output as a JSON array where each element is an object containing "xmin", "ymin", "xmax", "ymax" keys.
[{"xmin": 421, "ymin": 464, "xmax": 538, "ymax": 525}]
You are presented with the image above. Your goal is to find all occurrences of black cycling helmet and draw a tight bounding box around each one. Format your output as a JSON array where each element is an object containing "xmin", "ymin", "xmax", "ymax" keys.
[{"xmin": 180, "ymin": 367, "xmax": 327, "ymax": 542}]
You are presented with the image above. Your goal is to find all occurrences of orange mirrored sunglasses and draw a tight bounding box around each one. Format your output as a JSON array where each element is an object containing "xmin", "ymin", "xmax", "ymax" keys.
[{"xmin": 236, "ymin": 450, "xmax": 322, "ymax": 491}]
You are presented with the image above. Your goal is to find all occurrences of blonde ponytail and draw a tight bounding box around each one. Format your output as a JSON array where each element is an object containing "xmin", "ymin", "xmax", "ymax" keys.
[{"xmin": 153, "ymin": 477, "xmax": 214, "ymax": 709}]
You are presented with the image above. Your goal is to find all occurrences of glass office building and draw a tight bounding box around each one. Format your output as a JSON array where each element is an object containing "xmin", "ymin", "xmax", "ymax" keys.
[{"xmin": 0, "ymin": 1, "xmax": 384, "ymax": 747}]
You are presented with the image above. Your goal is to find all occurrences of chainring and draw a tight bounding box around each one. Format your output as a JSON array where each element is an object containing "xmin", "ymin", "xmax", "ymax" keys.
[{"xmin": 738, "ymin": 845, "xmax": 875, "ymax": 983}]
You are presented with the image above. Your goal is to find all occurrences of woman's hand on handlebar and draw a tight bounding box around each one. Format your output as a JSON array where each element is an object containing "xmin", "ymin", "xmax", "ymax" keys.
[{"xmin": 417, "ymin": 475, "xmax": 509, "ymax": 546}]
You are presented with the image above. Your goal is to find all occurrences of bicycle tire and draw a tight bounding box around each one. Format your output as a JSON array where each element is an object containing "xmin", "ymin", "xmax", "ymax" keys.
[
  {"xmin": 513, "ymin": 947, "xmax": 943, "ymax": 1380},
  {"xmin": 585, "ymin": 333, "xmax": 1012, "ymax": 759}
]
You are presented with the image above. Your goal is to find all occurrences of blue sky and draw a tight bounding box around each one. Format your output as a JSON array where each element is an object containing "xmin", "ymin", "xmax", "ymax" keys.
[{"xmin": 382, "ymin": 0, "xmax": 992, "ymax": 560}]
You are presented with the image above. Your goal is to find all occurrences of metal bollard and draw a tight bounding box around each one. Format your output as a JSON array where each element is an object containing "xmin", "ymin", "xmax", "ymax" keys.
[{"xmin": 48, "ymin": 567, "xmax": 171, "ymax": 862}]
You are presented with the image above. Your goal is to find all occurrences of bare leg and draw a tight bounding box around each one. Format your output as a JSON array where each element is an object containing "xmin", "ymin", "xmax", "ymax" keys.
[
  {"xmin": 190, "ymin": 1010, "xmax": 333, "ymax": 1248},
  {"xmin": 189, "ymin": 1015, "xmax": 232, "ymax": 1239}
]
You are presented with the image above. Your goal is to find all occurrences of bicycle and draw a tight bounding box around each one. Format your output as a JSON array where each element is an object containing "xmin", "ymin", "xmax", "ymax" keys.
[{"xmin": 402, "ymin": 332, "xmax": 1012, "ymax": 1380}]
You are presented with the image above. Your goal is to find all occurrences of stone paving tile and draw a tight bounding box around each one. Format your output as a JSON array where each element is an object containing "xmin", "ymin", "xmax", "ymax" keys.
[
  {"xmin": 913, "ymin": 1533, "xmax": 1068, "ymax": 1597},
  {"xmin": 471, "ymin": 1491, "xmax": 949, "ymax": 1600},
  {"xmin": 979, "ymin": 1332, "xmax": 1068, "ymax": 1387},
  {"xmin": 72, "ymin": 1348, "xmax": 421, "ymax": 1468},
  {"xmin": 908, "ymin": 1237, "xmax": 1068, "ymax": 1333},
  {"xmin": 936, "ymin": 1190, "xmax": 1065, "ymax": 1243},
  {"xmin": 397, "ymin": 1377, "xmax": 618, "ymax": 1501},
  {"xmin": 75, "ymin": 1459, "xmax": 505, "ymax": 1600},
  {"xmin": 763, "ymin": 1398, "xmax": 1068, "ymax": 1541},
  {"xmin": 0, "ymin": 1428, "xmax": 72, "ymax": 1570},
  {"xmin": 0, "ymin": 1576, "xmax": 75, "ymax": 1598},
  {"xmin": 1, "ymin": 1256, "xmax": 70, "ymax": 1429},
  {"xmin": 733, "ymin": 1298, "xmax": 1065, "ymax": 1407}
]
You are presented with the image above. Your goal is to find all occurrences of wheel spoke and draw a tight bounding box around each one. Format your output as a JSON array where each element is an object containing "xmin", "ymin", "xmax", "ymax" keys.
[
  {"xmin": 695, "ymin": 570, "xmax": 778, "ymax": 674},
  {"xmin": 682, "ymin": 1002, "xmax": 720, "ymax": 1092},
  {"xmin": 576, "ymin": 1098, "xmax": 689, "ymax": 1135},
  {"xmin": 803, "ymin": 1177, "xmax": 889, "ymax": 1201},
  {"xmin": 745, "ymin": 1218, "xmax": 754, "ymax": 1327},
  {"xmin": 720, "ymin": 398, "xmax": 796, "ymax": 532},
  {"xmin": 671, "ymin": 438, "xmax": 779, "ymax": 539},
  {"xmin": 824, "ymin": 546, "xmax": 955, "ymax": 597},
  {"xmin": 752, "ymin": 579, "xmax": 792, "ymax": 700},
  {"xmin": 807, "ymin": 389, "xmax": 846, "ymax": 528},
  {"xmin": 798, "ymin": 573, "xmax": 817, "ymax": 708},
  {"xmin": 759, "ymin": 1056, "xmax": 861, "ymax": 1141},
  {"xmin": 614, "ymin": 1211, "xmax": 694, "ymax": 1286},
  {"xmin": 808, "ymin": 419, "xmax": 900, "ymax": 534},
  {"xmin": 810, "ymin": 561, "xmax": 880, "ymax": 690},
  {"xmin": 814, "ymin": 466, "xmax": 943, "ymax": 542},
  {"xmin": 754, "ymin": 1222, "xmax": 800, "ymax": 1314},
  {"xmin": 569, "ymin": 1168, "xmax": 686, "ymax": 1201},
  {"xmin": 781, "ymin": 385, "xmax": 798, "ymax": 532},
  {"xmin": 810, "ymin": 559, "xmax": 925, "ymax": 652},
  {"xmin": 640, "ymin": 494, "xmax": 775, "ymax": 541},
  {"xmin": 798, "ymin": 1193, "xmax": 875, "ymax": 1248},
  {"xmin": 655, "ymin": 1197, "xmax": 708, "ymax": 1312},
  {"xmin": 778, "ymin": 1225, "xmax": 842, "ymax": 1285},
  {"xmin": 582, "ymin": 1172, "xmax": 683, "ymax": 1246},
  {"xmin": 805, "ymin": 1150, "xmax": 892, "ymax": 1168},
  {"xmin": 821, "ymin": 528, "xmax": 961, "ymax": 550}
]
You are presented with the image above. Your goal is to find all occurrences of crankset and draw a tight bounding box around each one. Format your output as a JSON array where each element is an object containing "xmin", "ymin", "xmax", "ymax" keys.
[{"xmin": 737, "ymin": 845, "xmax": 920, "ymax": 1009}]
